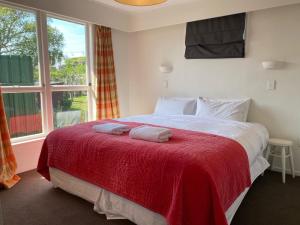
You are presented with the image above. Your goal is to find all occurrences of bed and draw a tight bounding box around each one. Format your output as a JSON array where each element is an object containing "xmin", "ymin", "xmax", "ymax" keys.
[{"xmin": 38, "ymin": 114, "xmax": 269, "ymax": 225}]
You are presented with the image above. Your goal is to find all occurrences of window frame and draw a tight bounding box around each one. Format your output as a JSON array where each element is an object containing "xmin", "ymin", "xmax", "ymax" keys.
[{"xmin": 0, "ymin": 2, "xmax": 94, "ymax": 144}]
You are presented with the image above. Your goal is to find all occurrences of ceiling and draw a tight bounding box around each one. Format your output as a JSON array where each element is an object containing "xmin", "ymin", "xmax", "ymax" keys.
[
  {"xmin": 90, "ymin": 0, "xmax": 197, "ymax": 12},
  {"xmin": 6, "ymin": 0, "xmax": 300, "ymax": 32},
  {"xmin": 126, "ymin": 0, "xmax": 300, "ymax": 31},
  {"xmin": 90, "ymin": 0, "xmax": 300, "ymax": 16}
]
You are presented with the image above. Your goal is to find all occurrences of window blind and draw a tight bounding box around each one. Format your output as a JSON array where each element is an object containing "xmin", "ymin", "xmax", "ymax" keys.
[{"xmin": 185, "ymin": 13, "xmax": 246, "ymax": 59}]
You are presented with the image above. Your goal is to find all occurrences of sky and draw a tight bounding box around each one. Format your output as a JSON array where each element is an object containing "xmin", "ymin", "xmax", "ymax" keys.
[{"xmin": 48, "ymin": 17, "xmax": 86, "ymax": 58}]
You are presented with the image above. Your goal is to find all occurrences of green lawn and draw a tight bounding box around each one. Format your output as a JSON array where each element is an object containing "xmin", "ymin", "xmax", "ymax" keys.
[
  {"xmin": 70, "ymin": 95, "xmax": 87, "ymax": 111},
  {"xmin": 70, "ymin": 95, "xmax": 88, "ymax": 122}
]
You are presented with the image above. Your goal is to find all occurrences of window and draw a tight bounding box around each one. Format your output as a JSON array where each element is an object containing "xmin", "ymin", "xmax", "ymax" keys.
[
  {"xmin": 46, "ymin": 16, "xmax": 90, "ymax": 128},
  {"xmin": 0, "ymin": 5, "xmax": 43, "ymax": 139},
  {"xmin": 0, "ymin": 3, "xmax": 92, "ymax": 142},
  {"xmin": 47, "ymin": 17, "xmax": 87, "ymax": 86}
]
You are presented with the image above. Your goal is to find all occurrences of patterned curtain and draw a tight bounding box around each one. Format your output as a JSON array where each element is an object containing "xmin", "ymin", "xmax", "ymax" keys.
[
  {"xmin": 94, "ymin": 25, "xmax": 120, "ymax": 119},
  {"xmin": 0, "ymin": 87, "xmax": 20, "ymax": 189}
]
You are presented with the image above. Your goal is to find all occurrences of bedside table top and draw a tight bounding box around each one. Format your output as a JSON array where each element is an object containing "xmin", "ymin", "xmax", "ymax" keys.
[{"xmin": 268, "ymin": 138, "xmax": 293, "ymax": 147}]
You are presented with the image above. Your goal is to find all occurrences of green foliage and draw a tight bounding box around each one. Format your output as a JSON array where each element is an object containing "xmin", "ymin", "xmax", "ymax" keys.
[
  {"xmin": 57, "ymin": 96, "xmax": 72, "ymax": 111},
  {"xmin": 70, "ymin": 95, "xmax": 88, "ymax": 121},
  {"xmin": 51, "ymin": 56, "xmax": 86, "ymax": 85},
  {"xmin": 48, "ymin": 25, "xmax": 64, "ymax": 65},
  {"xmin": 70, "ymin": 95, "xmax": 87, "ymax": 111},
  {"xmin": 0, "ymin": 6, "xmax": 64, "ymax": 66}
]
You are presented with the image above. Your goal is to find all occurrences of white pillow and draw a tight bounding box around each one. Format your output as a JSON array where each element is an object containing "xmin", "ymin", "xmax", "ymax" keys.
[
  {"xmin": 196, "ymin": 97, "xmax": 251, "ymax": 122},
  {"xmin": 154, "ymin": 97, "xmax": 197, "ymax": 116}
]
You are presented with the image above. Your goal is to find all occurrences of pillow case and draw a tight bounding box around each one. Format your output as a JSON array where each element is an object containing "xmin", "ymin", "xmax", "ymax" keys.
[
  {"xmin": 154, "ymin": 97, "xmax": 197, "ymax": 116},
  {"xmin": 196, "ymin": 97, "xmax": 251, "ymax": 122}
]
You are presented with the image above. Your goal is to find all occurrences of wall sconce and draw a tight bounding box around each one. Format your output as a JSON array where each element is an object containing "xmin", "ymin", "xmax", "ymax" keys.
[
  {"xmin": 262, "ymin": 61, "xmax": 283, "ymax": 70},
  {"xmin": 159, "ymin": 64, "xmax": 173, "ymax": 73}
]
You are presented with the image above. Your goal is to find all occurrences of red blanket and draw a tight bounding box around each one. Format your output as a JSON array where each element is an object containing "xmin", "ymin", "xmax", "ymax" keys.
[{"xmin": 38, "ymin": 120, "xmax": 251, "ymax": 225}]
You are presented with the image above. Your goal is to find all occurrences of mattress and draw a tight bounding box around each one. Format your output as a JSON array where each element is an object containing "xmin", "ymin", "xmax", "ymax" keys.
[{"xmin": 49, "ymin": 114, "xmax": 270, "ymax": 225}]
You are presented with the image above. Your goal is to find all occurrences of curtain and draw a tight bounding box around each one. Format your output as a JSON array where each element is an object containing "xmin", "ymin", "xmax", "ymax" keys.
[
  {"xmin": 94, "ymin": 25, "xmax": 120, "ymax": 120},
  {"xmin": 0, "ymin": 87, "xmax": 20, "ymax": 189}
]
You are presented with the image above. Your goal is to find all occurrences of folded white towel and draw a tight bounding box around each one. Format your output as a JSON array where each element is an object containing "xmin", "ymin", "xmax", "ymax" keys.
[
  {"xmin": 93, "ymin": 123, "xmax": 131, "ymax": 135},
  {"xmin": 129, "ymin": 125, "xmax": 172, "ymax": 143}
]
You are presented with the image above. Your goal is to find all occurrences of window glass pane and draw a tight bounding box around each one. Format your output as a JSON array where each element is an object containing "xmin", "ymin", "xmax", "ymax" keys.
[
  {"xmin": 47, "ymin": 17, "xmax": 87, "ymax": 85},
  {"xmin": 0, "ymin": 5, "xmax": 40, "ymax": 86},
  {"xmin": 52, "ymin": 91, "xmax": 88, "ymax": 128},
  {"xmin": 3, "ymin": 92, "xmax": 42, "ymax": 138}
]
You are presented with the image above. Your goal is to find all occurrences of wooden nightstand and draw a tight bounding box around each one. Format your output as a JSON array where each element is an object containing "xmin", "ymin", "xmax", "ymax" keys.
[{"xmin": 265, "ymin": 138, "xmax": 295, "ymax": 183}]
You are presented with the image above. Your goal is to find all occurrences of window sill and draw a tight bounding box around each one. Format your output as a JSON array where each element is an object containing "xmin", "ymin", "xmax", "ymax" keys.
[{"xmin": 11, "ymin": 135, "xmax": 46, "ymax": 146}]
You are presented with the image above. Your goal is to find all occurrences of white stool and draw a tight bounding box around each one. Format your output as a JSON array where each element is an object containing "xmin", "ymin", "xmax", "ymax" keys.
[{"xmin": 265, "ymin": 138, "xmax": 295, "ymax": 183}]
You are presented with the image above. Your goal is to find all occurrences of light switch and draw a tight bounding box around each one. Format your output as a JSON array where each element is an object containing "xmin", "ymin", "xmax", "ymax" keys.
[{"xmin": 266, "ymin": 80, "xmax": 276, "ymax": 91}]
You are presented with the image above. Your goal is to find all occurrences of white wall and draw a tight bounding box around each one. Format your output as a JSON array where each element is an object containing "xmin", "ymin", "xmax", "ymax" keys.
[
  {"xmin": 112, "ymin": 29, "xmax": 131, "ymax": 117},
  {"xmin": 13, "ymin": 139, "xmax": 44, "ymax": 174},
  {"xmin": 126, "ymin": 4, "xmax": 300, "ymax": 172}
]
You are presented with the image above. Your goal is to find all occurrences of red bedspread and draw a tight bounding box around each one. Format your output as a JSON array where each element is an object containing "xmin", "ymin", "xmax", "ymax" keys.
[{"xmin": 37, "ymin": 120, "xmax": 251, "ymax": 225}]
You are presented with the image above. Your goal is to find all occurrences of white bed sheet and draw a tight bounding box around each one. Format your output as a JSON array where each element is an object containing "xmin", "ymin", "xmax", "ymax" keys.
[
  {"xmin": 118, "ymin": 115, "xmax": 269, "ymax": 165},
  {"xmin": 49, "ymin": 114, "xmax": 270, "ymax": 225}
]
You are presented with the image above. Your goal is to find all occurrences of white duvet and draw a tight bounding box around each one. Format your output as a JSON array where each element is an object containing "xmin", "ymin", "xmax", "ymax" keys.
[{"xmin": 118, "ymin": 114, "xmax": 269, "ymax": 165}]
